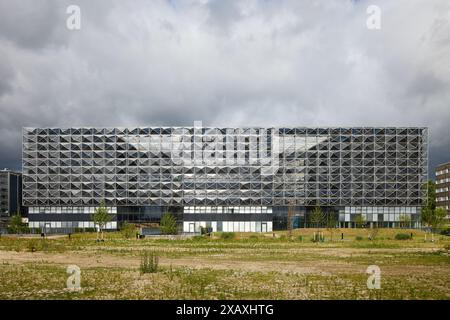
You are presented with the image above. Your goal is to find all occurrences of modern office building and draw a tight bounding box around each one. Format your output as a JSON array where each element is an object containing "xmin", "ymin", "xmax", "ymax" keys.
[
  {"xmin": 435, "ymin": 162, "xmax": 450, "ymax": 219},
  {"xmin": 22, "ymin": 127, "xmax": 428, "ymax": 232},
  {"xmin": 0, "ymin": 169, "xmax": 25, "ymax": 217}
]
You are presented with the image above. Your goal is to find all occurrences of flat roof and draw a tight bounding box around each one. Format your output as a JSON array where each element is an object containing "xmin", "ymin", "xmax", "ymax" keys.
[{"xmin": 436, "ymin": 162, "xmax": 450, "ymax": 169}]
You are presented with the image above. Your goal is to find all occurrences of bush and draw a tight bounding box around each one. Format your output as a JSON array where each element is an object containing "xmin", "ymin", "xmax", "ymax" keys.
[
  {"xmin": 140, "ymin": 251, "xmax": 159, "ymax": 274},
  {"xmin": 395, "ymin": 233, "xmax": 411, "ymax": 240},
  {"xmin": 296, "ymin": 235, "xmax": 303, "ymax": 241},
  {"xmin": 26, "ymin": 239, "xmax": 49, "ymax": 252},
  {"xmin": 120, "ymin": 222, "xmax": 136, "ymax": 239},
  {"xmin": 160, "ymin": 212, "xmax": 177, "ymax": 235},
  {"xmin": 27, "ymin": 239, "xmax": 38, "ymax": 252},
  {"xmin": 220, "ymin": 232, "xmax": 235, "ymax": 240},
  {"xmin": 74, "ymin": 227, "xmax": 96, "ymax": 233},
  {"xmin": 355, "ymin": 236, "xmax": 364, "ymax": 241},
  {"xmin": 6, "ymin": 226, "xmax": 31, "ymax": 234},
  {"xmin": 200, "ymin": 227, "xmax": 213, "ymax": 235},
  {"xmin": 440, "ymin": 227, "xmax": 450, "ymax": 236},
  {"xmin": 7, "ymin": 214, "xmax": 24, "ymax": 234}
]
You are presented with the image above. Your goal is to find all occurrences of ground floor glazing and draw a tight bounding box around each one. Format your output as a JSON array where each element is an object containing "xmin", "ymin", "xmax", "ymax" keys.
[{"xmin": 26, "ymin": 205, "xmax": 422, "ymax": 232}]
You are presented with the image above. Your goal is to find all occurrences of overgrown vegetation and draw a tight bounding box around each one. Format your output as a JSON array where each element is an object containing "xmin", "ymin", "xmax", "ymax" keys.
[
  {"xmin": 310, "ymin": 205, "xmax": 324, "ymax": 230},
  {"xmin": 325, "ymin": 213, "xmax": 338, "ymax": 241},
  {"xmin": 368, "ymin": 226, "xmax": 379, "ymax": 241},
  {"xmin": 140, "ymin": 251, "xmax": 159, "ymax": 274},
  {"xmin": 220, "ymin": 232, "xmax": 236, "ymax": 240},
  {"xmin": 355, "ymin": 214, "xmax": 366, "ymax": 228},
  {"xmin": 399, "ymin": 215, "xmax": 412, "ymax": 228},
  {"xmin": 120, "ymin": 222, "xmax": 136, "ymax": 239},
  {"xmin": 0, "ymin": 228, "xmax": 449, "ymax": 299},
  {"xmin": 395, "ymin": 233, "xmax": 412, "ymax": 240},
  {"xmin": 7, "ymin": 213, "xmax": 28, "ymax": 234},
  {"xmin": 421, "ymin": 180, "xmax": 447, "ymax": 241},
  {"xmin": 92, "ymin": 200, "xmax": 112, "ymax": 241},
  {"xmin": 159, "ymin": 212, "xmax": 177, "ymax": 235}
]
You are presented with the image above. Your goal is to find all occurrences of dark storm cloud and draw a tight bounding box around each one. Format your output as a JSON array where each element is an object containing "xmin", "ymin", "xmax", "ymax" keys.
[{"xmin": 0, "ymin": 0, "xmax": 449, "ymax": 174}]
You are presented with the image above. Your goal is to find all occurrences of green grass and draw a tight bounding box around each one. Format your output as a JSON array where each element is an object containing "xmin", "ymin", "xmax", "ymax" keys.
[{"xmin": 1, "ymin": 262, "xmax": 448, "ymax": 300}]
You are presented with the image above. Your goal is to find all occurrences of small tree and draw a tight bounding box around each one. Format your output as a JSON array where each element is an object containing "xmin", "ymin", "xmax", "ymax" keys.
[
  {"xmin": 92, "ymin": 200, "xmax": 112, "ymax": 241},
  {"xmin": 432, "ymin": 208, "xmax": 447, "ymax": 233},
  {"xmin": 325, "ymin": 213, "xmax": 338, "ymax": 242},
  {"xmin": 8, "ymin": 213, "xmax": 24, "ymax": 234},
  {"xmin": 426, "ymin": 180, "xmax": 436, "ymax": 212},
  {"xmin": 287, "ymin": 201, "xmax": 295, "ymax": 239},
  {"xmin": 355, "ymin": 214, "xmax": 366, "ymax": 228},
  {"xmin": 399, "ymin": 214, "xmax": 411, "ymax": 229},
  {"xmin": 422, "ymin": 207, "xmax": 446, "ymax": 241},
  {"xmin": 421, "ymin": 206, "xmax": 433, "ymax": 241},
  {"xmin": 310, "ymin": 205, "xmax": 325, "ymax": 242},
  {"xmin": 160, "ymin": 212, "xmax": 177, "ymax": 235},
  {"xmin": 368, "ymin": 224, "xmax": 379, "ymax": 241},
  {"xmin": 422, "ymin": 180, "xmax": 437, "ymax": 241},
  {"xmin": 310, "ymin": 205, "xmax": 324, "ymax": 230}
]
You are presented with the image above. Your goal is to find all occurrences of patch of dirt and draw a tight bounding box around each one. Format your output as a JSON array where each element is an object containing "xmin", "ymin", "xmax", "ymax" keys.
[{"xmin": 1, "ymin": 249, "xmax": 448, "ymax": 277}]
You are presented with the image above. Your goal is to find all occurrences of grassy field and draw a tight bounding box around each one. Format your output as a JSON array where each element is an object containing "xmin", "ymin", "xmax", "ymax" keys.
[{"xmin": 0, "ymin": 228, "xmax": 449, "ymax": 300}]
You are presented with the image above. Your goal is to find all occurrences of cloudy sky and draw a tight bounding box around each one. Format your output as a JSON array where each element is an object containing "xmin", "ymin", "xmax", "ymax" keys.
[{"xmin": 0, "ymin": 0, "xmax": 449, "ymax": 175}]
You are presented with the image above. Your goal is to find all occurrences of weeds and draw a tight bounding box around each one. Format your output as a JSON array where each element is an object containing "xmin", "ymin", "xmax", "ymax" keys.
[
  {"xmin": 220, "ymin": 232, "xmax": 236, "ymax": 240},
  {"xmin": 395, "ymin": 233, "xmax": 412, "ymax": 240},
  {"xmin": 140, "ymin": 251, "xmax": 159, "ymax": 274},
  {"xmin": 0, "ymin": 228, "xmax": 449, "ymax": 299}
]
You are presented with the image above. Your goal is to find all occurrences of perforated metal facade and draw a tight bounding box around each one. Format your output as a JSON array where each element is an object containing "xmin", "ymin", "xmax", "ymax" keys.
[{"xmin": 22, "ymin": 127, "xmax": 428, "ymax": 231}]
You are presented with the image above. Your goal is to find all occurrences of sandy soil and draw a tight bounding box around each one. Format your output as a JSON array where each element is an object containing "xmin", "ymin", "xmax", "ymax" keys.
[{"xmin": 1, "ymin": 248, "xmax": 448, "ymax": 276}]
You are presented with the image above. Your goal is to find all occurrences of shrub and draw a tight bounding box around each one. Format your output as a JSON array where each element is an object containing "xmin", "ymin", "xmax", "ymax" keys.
[
  {"xmin": 140, "ymin": 251, "xmax": 159, "ymax": 274},
  {"xmin": 355, "ymin": 236, "xmax": 363, "ymax": 241},
  {"xmin": 296, "ymin": 235, "xmax": 303, "ymax": 242},
  {"xmin": 26, "ymin": 239, "xmax": 49, "ymax": 252},
  {"xmin": 7, "ymin": 214, "xmax": 25, "ymax": 234},
  {"xmin": 74, "ymin": 227, "xmax": 96, "ymax": 233},
  {"xmin": 220, "ymin": 232, "xmax": 235, "ymax": 240},
  {"xmin": 27, "ymin": 239, "xmax": 38, "ymax": 252},
  {"xmin": 395, "ymin": 233, "xmax": 411, "ymax": 240},
  {"xmin": 120, "ymin": 222, "xmax": 136, "ymax": 239},
  {"xmin": 200, "ymin": 227, "xmax": 213, "ymax": 235},
  {"xmin": 160, "ymin": 212, "xmax": 177, "ymax": 235}
]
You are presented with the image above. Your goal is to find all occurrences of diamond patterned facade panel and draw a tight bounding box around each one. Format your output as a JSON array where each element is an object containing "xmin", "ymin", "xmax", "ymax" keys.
[{"xmin": 23, "ymin": 127, "xmax": 428, "ymax": 231}]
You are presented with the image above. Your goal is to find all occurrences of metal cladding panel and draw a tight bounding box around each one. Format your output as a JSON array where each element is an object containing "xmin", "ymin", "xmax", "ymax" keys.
[{"xmin": 22, "ymin": 127, "xmax": 428, "ymax": 208}]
